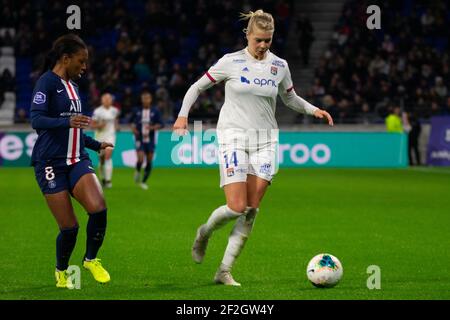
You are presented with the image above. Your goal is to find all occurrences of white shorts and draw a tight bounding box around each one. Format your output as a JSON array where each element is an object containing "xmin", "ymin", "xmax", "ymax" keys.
[
  {"xmin": 95, "ymin": 134, "xmax": 116, "ymax": 146},
  {"xmin": 217, "ymin": 130, "xmax": 279, "ymax": 188}
]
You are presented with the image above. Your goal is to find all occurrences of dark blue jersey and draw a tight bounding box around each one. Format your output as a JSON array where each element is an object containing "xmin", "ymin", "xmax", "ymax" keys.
[
  {"xmin": 131, "ymin": 106, "xmax": 164, "ymax": 143},
  {"xmin": 30, "ymin": 71, "xmax": 101, "ymax": 166}
]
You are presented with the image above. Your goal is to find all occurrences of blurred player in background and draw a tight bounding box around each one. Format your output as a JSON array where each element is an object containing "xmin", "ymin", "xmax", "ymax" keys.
[
  {"xmin": 91, "ymin": 93, "xmax": 120, "ymax": 188},
  {"xmin": 131, "ymin": 90, "xmax": 164, "ymax": 190},
  {"xmin": 30, "ymin": 34, "xmax": 112, "ymax": 288},
  {"xmin": 173, "ymin": 10, "xmax": 333, "ymax": 286}
]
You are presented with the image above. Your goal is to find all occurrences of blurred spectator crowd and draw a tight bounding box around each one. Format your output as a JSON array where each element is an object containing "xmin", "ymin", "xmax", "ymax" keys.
[
  {"xmin": 3, "ymin": 0, "xmax": 292, "ymax": 124},
  {"xmin": 308, "ymin": 0, "xmax": 450, "ymax": 124},
  {"xmin": 2, "ymin": 0, "xmax": 448, "ymax": 125},
  {"xmin": 0, "ymin": 29, "xmax": 15, "ymax": 108}
]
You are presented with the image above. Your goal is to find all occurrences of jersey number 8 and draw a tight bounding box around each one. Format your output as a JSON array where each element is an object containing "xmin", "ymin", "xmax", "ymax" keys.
[{"xmin": 45, "ymin": 166, "xmax": 55, "ymax": 181}]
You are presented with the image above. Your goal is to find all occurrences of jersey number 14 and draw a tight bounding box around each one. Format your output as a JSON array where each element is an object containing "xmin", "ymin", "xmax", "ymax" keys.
[{"xmin": 224, "ymin": 151, "xmax": 238, "ymax": 168}]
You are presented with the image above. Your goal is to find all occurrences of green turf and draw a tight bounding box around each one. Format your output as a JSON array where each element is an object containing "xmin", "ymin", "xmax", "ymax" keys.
[{"xmin": 0, "ymin": 167, "xmax": 449, "ymax": 300}]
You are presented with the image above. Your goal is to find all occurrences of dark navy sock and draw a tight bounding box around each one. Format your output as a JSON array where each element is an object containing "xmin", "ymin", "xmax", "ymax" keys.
[
  {"xmin": 56, "ymin": 226, "xmax": 79, "ymax": 271},
  {"xmin": 142, "ymin": 162, "xmax": 153, "ymax": 183},
  {"xmin": 84, "ymin": 209, "xmax": 107, "ymax": 260},
  {"xmin": 136, "ymin": 162, "xmax": 143, "ymax": 172}
]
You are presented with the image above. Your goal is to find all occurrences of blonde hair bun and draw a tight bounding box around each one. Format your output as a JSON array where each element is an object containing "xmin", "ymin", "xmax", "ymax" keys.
[{"xmin": 240, "ymin": 9, "xmax": 275, "ymax": 34}]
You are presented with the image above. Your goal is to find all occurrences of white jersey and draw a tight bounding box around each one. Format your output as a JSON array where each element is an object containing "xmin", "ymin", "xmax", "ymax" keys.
[
  {"xmin": 92, "ymin": 105, "xmax": 119, "ymax": 143},
  {"xmin": 209, "ymin": 48, "xmax": 291, "ymax": 131},
  {"xmin": 179, "ymin": 48, "xmax": 318, "ymax": 144}
]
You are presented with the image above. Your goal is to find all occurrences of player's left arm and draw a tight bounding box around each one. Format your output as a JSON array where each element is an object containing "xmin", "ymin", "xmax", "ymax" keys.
[
  {"xmin": 278, "ymin": 63, "xmax": 333, "ymax": 126},
  {"xmin": 174, "ymin": 55, "xmax": 231, "ymax": 135},
  {"xmin": 114, "ymin": 107, "xmax": 121, "ymax": 131},
  {"xmin": 83, "ymin": 134, "xmax": 113, "ymax": 152},
  {"xmin": 150, "ymin": 109, "xmax": 164, "ymax": 131}
]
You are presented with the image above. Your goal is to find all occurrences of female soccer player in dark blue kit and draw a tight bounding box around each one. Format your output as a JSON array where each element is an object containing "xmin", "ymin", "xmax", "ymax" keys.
[
  {"xmin": 31, "ymin": 34, "xmax": 112, "ymax": 288},
  {"xmin": 131, "ymin": 91, "xmax": 164, "ymax": 190}
]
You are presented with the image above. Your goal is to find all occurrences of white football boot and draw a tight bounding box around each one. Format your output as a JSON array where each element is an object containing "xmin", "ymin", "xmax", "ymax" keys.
[{"xmin": 214, "ymin": 269, "xmax": 241, "ymax": 286}]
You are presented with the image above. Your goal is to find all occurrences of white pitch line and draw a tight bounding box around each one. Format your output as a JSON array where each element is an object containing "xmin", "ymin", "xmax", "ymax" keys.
[{"xmin": 406, "ymin": 167, "xmax": 450, "ymax": 175}]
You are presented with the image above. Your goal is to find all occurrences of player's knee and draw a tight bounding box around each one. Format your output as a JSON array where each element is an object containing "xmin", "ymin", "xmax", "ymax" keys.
[
  {"xmin": 227, "ymin": 201, "xmax": 247, "ymax": 214},
  {"xmin": 59, "ymin": 221, "xmax": 79, "ymax": 231},
  {"xmin": 88, "ymin": 199, "xmax": 106, "ymax": 214},
  {"xmin": 247, "ymin": 199, "xmax": 260, "ymax": 208},
  {"xmin": 88, "ymin": 207, "xmax": 107, "ymax": 220}
]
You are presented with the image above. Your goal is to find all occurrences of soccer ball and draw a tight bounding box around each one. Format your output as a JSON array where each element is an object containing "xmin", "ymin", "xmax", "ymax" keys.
[{"xmin": 306, "ymin": 253, "xmax": 343, "ymax": 288}]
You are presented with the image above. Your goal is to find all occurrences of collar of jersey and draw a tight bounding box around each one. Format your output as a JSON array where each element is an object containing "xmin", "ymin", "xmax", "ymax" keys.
[
  {"xmin": 50, "ymin": 71, "xmax": 78, "ymax": 87},
  {"xmin": 244, "ymin": 47, "xmax": 271, "ymax": 64}
]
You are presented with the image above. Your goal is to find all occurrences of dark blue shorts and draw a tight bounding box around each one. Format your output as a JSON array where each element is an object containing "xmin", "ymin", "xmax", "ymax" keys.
[
  {"xmin": 34, "ymin": 159, "xmax": 96, "ymax": 194},
  {"xmin": 136, "ymin": 140, "xmax": 155, "ymax": 153}
]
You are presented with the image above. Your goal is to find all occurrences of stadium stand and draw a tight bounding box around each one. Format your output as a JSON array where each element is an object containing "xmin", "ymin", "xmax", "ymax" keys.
[
  {"xmin": 7, "ymin": 0, "xmax": 293, "ymax": 125},
  {"xmin": 0, "ymin": 27, "xmax": 16, "ymax": 125},
  {"xmin": 310, "ymin": 0, "xmax": 449, "ymax": 124},
  {"xmin": 3, "ymin": 0, "xmax": 449, "ymax": 125}
]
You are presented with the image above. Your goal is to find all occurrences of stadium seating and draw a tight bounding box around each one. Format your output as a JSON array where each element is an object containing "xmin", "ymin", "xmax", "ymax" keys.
[{"xmin": 8, "ymin": 0, "xmax": 450, "ymax": 125}]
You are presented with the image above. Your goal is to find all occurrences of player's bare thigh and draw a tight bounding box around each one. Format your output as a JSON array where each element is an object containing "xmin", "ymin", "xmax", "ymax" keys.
[
  {"xmin": 223, "ymin": 182, "xmax": 247, "ymax": 213},
  {"xmin": 72, "ymin": 173, "xmax": 106, "ymax": 213},
  {"xmin": 223, "ymin": 175, "xmax": 269, "ymax": 212},
  {"xmin": 45, "ymin": 191, "xmax": 78, "ymax": 229},
  {"xmin": 137, "ymin": 150, "xmax": 145, "ymax": 163},
  {"xmin": 246, "ymin": 174, "xmax": 270, "ymax": 208}
]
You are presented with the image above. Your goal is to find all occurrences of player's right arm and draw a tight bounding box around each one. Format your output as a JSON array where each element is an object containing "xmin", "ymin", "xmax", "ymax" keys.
[
  {"xmin": 173, "ymin": 56, "xmax": 230, "ymax": 135},
  {"xmin": 30, "ymin": 77, "xmax": 70, "ymax": 129},
  {"xmin": 30, "ymin": 77, "xmax": 90, "ymax": 129}
]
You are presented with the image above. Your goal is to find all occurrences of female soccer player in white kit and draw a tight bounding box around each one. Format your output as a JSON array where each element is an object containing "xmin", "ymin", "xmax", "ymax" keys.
[
  {"xmin": 91, "ymin": 93, "xmax": 120, "ymax": 188},
  {"xmin": 173, "ymin": 10, "xmax": 334, "ymax": 286}
]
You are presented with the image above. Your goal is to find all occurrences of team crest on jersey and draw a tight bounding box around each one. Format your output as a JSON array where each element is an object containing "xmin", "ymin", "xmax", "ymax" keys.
[
  {"xmin": 48, "ymin": 180, "xmax": 56, "ymax": 189},
  {"xmin": 226, "ymin": 168, "xmax": 235, "ymax": 177},
  {"xmin": 33, "ymin": 92, "xmax": 46, "ymax": 104},
  {"xmin": 271, "ymin": 66, "xmax": 278, "ymax": 75},
  {"xmin": 272, "ymin": 60, "xmax": 285, "ymax": 68},
  {"xmin": 242, "ymin": 67, "xmax": 249, "ymax": 72}
]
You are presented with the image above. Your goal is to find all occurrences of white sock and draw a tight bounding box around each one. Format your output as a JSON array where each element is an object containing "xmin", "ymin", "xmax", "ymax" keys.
[
  {"xmin": 99, "ymin": 163, "xmax": 105, "ymax": 180},
  {"xmin": 220, "ymin": 207, "xmax": 259, "ymax": 272},
  {"xmin": 203, "ymin": 205, "xmax": 242, "ymax": 237},
  {"xmin": 104, "ymin": 159, "xmax": 113, "ymax": 181}
]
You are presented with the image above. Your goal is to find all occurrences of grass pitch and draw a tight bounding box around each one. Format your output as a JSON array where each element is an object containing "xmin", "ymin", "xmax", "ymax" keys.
[{"xmin": 0, "ymin": 167, "xmax": 449, "ymax": 300}]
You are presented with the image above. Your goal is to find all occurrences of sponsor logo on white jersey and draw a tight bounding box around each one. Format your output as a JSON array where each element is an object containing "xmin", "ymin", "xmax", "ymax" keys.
[
  {"xmin": 241, "ymin": 76, "xmax": 277, "ymax": 87},
  {"xmin": 272, "ymin": 60, "xmax": 285, "ymax": 68}
]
